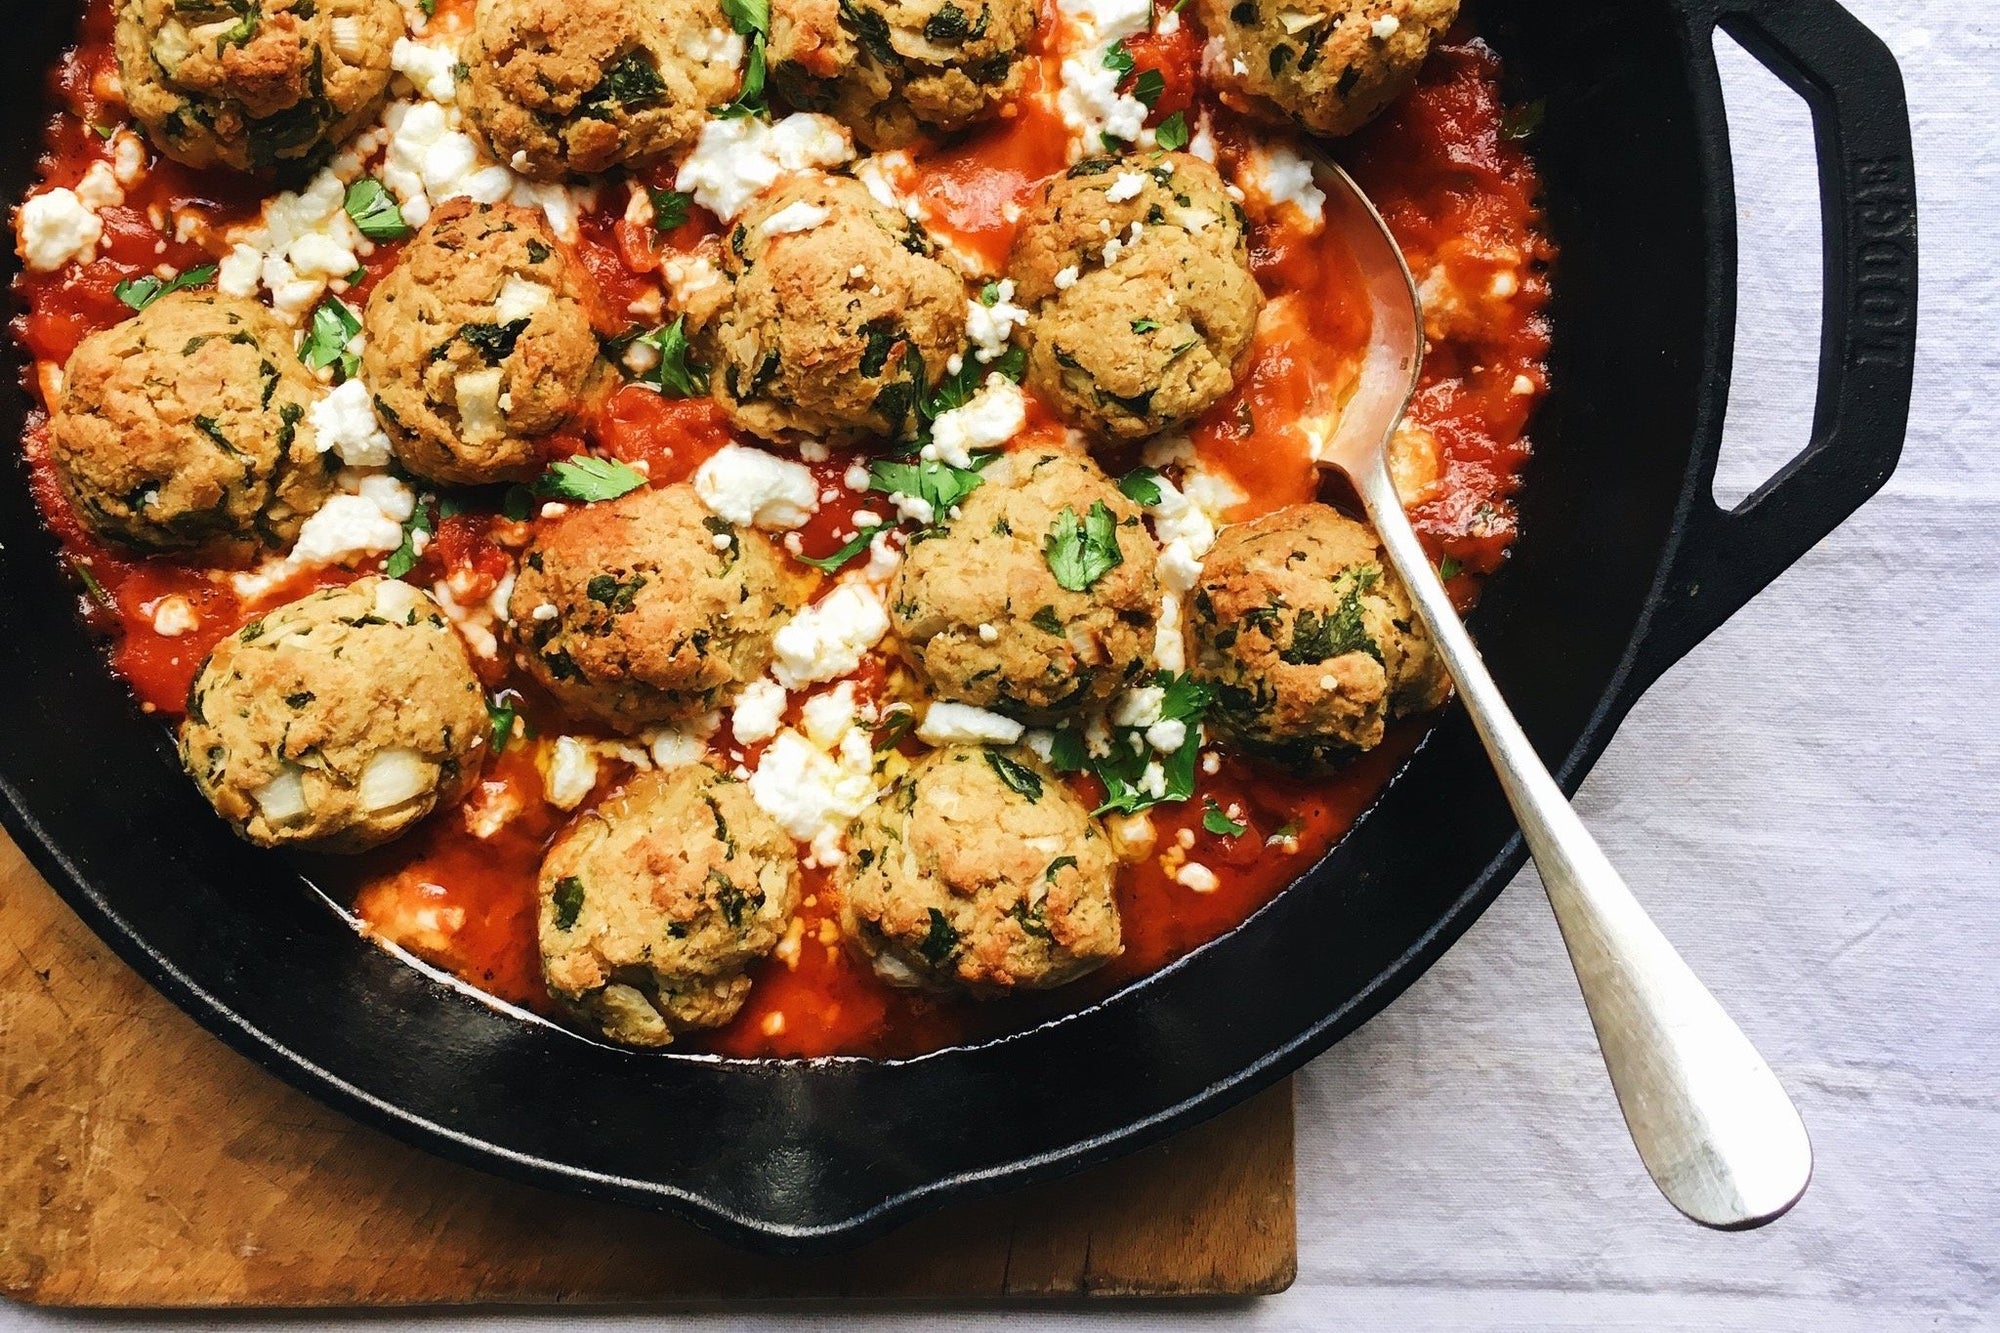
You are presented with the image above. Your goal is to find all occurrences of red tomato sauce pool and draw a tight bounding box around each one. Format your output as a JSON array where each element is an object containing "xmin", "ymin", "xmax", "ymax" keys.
[{"xmin": 11, "ymin": 2, "xmax": 1550, "ymax": 1059}]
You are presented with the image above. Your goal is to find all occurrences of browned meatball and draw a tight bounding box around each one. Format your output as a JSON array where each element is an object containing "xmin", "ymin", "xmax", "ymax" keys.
[
  {"xmin": 462, "ymin": 0, "xmax": 743, "ymax": 181},
  {"xmin": 1195, "ymin": 0, "xmax": 1457, "ymax": 137},
  {"xmin": 768, "ymin": 0, "xmax": 1034, "ymax": 148},
  {"xmin": 115, "ymin": 0, "xmax": 404, "ymax": 174},
  {"xmin": 703, "ymin": 172, "xmax": 968, "ymax": 445},
  {"xmin": 1185, "ymin": 503, "xmax": 1448, "ymax": 766},
  {"xmin": 508, "ymin": 483, "xmax": 815, "ymax": 731},
  {"xmin": 539, "ymin": 765, "xmax": 800, "ymax": 1046},
  {"xmin": 49, "ymin": 290, "xmax": 335, "ymax": 557},
  {"xmin": 839, "ymin": 745, "xmax": 1120, "ymax": 993},
  {"xmin": 180, "ymin": 578, "xmax": 488, "ymax": 852},
  {"xmin": 890, "ymin": 450, "xmax": 1158, "ymax": 719},
  {"xmin": 362, "ymin": 199, "xmax": 607, "ymax": 485},
  {"xmin": 1009, "ymin": 153, "xmax": 1262, "ymax": 441}
]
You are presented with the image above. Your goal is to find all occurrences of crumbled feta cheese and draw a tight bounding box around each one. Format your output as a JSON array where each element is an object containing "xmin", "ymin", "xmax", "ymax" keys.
[
  {"xmin": 381, "ymin": 100, "xmax": 514, "ymax": 232},
  {"xmin": 1057, "ymin": 55, "xmax": 1149, "ymax": 154},
  {"xmin": 1253, "ymin": 145, "xmax": 1327, "ymax": 226},
  {"xmin": 918, "ymin": 702, "xmax": 1024, "ymax": 746},
  {"xmin": 1371, "ymin": 14, "xmax": 1401, "ymax": 39},
  {"xmin": 17, "ymin": 189, "xmax": 101, "ymax": 271},
  {"xmin": 541, "ymin": 736, "xmax": 599, "ymax": 810},
  {"xmin": 493, "ymin": 274, "xmax": 552, "ymax": 323},
  {"xmin": 391, "ymin": 36, "xmax": 459, "ymax": 103},
  {"xmin": 1144, "ymin": 718, "xmax": 1187, "ymax": 753},
  {"xmin": 732, "ymin": 676, "xmax": 789, "ymax": 744},
  {"xmin": 695, "ymin": 444, "xmax": 821, "ymax": 529},
  {"xmin": 1176, "ymin": 861, "xmax": 1219, "ymax": 893},
  {"xmin": 290, "ymin": 492, "xmax": 407, "ymax": 567},
  {"xmin": 771, "ymin": 582, "xmax": 890, "ymax": 688},
  {"xmin": 1059, "ymin": 0, "xmax": 1152, "ymax": 43},
  {"xmin": 863, "ymin": 530, "xmax": 901, "ymax": 582},
  {"xmin": 74, "ymin": 161, "xmax": 123, "ymax": 212},
  {"xmin": 217, "ymin": 243, "xmax": 261, "ymax": 297},
  {"xmin": 1512, "ymin": 373, "xmax": 1536, "ymax": 395},
  {"xmin": 308, "ymin": 379, "xmax": 395, "ymax": 468},
  {"xmin": 675, "ymin": 113, "xmax": 853, "ymax": 222},
  {"xmin": 1188, "ymin": 115, "xmax": 1218, "ymax": 163},
  {"xmin": 924, "ymin": 376, "xmax": 1025, "ymax": 467},
  {"xmin": 1104, "ymin": 171, "xmax": 1147, "ymax": 203},
  {"xmin": 760, "ymin": 200, "xmax": 830, "ymax": 236},
  {"xmin": 799, "ymin": 682, "xmax": 858, "ymax": 749},
  {"xmin": 645, "ymin": 716, "xmax": 716, "ymax": 769},
  {"xmin": 1154, "ymin": 589, "xmax": 1186, "ymax": 673},
  {"xmin": 1111, "ymin": 687, "xmax": 1164, "ymax": 729},
  {"xmin": 680, "ymin": 26, "xmax": 746, "ymax": 67},
  {"xmin": 748, "ymin": 726, "xmax": 879, "ymax": 857},
  {"xmin": 1054, "ymin": 265, "xmax": 1080, "ymax": 289},
  {"xmin": 889, "ymin": 491, "xmax": 936, "ymax": 525},
  {"xmin": 109, "ymin": 131, "xmax": 148, "ymax": 188},
  {"xmin": 966, "ymin": 279, "xmax": 1030, "ymax": 362},
  {"xmin": 978, "ymin": 623, "xmax": 999, "ymax": 643},
  {"xmin": 151, "ymin": 596, "xmax": 197, "ymax": 638}
]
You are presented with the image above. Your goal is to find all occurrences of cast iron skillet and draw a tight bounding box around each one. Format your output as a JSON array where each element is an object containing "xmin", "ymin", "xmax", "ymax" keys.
[{"xmin": 0, "ymin": 0, "xmax": 1915, "ymax": 1253}]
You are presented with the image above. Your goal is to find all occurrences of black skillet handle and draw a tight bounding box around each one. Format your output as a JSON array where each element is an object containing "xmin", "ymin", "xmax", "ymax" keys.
[{"xmin": 1628, "ymin": 0, "xmax": 1917, "ymax": 691}]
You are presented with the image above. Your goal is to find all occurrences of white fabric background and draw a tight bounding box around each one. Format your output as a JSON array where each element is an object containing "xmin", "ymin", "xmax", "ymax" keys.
[{"xmin": 5, "ymin": 1, "xmax": 1994, "ymax": 1328}]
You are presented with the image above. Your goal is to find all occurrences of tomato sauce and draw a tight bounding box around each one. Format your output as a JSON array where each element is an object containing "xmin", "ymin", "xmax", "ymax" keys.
[{"xmin": 10, "ymin": 2, "xmax": 1549, "ymax": 1059}]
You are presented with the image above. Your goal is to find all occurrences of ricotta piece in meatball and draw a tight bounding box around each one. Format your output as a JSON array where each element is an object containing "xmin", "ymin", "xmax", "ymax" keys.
[
  {"xmin": 1009, "ymin": 153, "xmax": 1263, "ymax": 441},
  {"xmin": 115, "ymin": 0, "xmax": 403, "ymax": 174},
  {"xmin": 462, "ymin": 0, "xmax": 743, "ymax": 181},
  {"xmin": 538, "ymin": 765, "xmax": 800, "ymax": 1046},
  {"xmin": 180, "ymin": 578, "xmax": 488, "ymax": 851},
  {"xmin": 768, "ymin": 0, "xmax": 1034, "ymax": 148},
  {"xmin": 508, "ymin": 483, "xmax": 814, "ymax": 731},
  {"xmin": 839, "ymin": 745, "xmax": 1120, "ymax": 993},
  {"xmin": 704, "ymin": 172, "xmax": 967, "ymax": 445},
  {"xmin": 1195, "ymin": 0, "xmax": 1458, "ymax": 137},
  {"xmin": 363, "ymin": 200, "xmax": 606, "ymax": 485},
  {"xmin": 49, "ymin": 290, "xmax": 336, "ymax": 557},
  {"xmin": 1185, "ymin": 503, "xmax": 1448, "ymax": 765},
  {"xmin": 890, "ymin": 450, "xmax": 1158, "ymax": 718}
]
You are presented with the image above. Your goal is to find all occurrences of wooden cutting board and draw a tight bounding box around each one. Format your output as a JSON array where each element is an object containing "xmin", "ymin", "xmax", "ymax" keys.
[{"xmin": 0, "ymin": 832, "xmax": 1294, "ymax": 1306}]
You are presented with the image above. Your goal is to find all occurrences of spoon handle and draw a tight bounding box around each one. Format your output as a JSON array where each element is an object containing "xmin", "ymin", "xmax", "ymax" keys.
[{"xmin": 1354, "ymin": 456, "xmax": 1813, "ymax": 1229}]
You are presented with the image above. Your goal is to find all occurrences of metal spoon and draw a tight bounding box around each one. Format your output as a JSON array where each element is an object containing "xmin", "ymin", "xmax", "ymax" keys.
[{"xmin": 1309, "ymin": 157, "xmax": 1813, "ymax": 1229}]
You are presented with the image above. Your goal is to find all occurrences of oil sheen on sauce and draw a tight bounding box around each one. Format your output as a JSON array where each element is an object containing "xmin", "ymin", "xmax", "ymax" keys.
[{"xmin": 11, "ymin": 4, "xmax": 1551, "ymax": 1059}]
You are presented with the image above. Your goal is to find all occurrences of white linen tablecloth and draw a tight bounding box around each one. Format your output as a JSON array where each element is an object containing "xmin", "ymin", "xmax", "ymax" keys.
[{"xmin": 4, "ymin": 2, "xmax": 1993, "ymax": 1328}]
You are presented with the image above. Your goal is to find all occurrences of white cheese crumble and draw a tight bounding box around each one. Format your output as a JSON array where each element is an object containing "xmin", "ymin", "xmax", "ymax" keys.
[
  {"xmin": 1176, "ymin": 861, "xmax": 1219, "ymax": 893},
  {"xmin": 493, "ymin": 274, "xmax": 552, "ymax": 323},
  {"xmin": 1252, "ymin": 145, "xmax": 1328, "ymax": 227},
  {"xmin": 731, "ymin": 676, "xmax": 789, "ymax": 745},
  {"xmin": 308, "ymin": 379, "xmax": 395, "ymax": 468},
  {"xmin": 1059, "ymin": 0, "xmax": 1153, "ymax": 44},
  {"xmin": 289, "ymin": 473, "xmax": 415, "ymax": 568},
  {"xmin": 771, "ymin": 582, "xmax": 890, "ymax": 689},
  {"xmin": 759, "ymin": 200, "xmax": 831, "ymax": 236},
  {"xmin": 540, "ymin": 736, "xmax": 599, "ymax": 810},
  {"xmin": 924, "ymin": 376, "xmax": 1026, "ymax": 467},
  {"xmin": 694, "ymin": 444, "xmax": 821, "ymax": 530},
  {"xmin": 17, "ymin": 189, "xmax": 102, "ymax": 271},
  {"xmin": 799, "ymin": 682, "xmax": 859, "ymax": 749},
  {"xmin": 1054, "ymin": 265, "xmax": 1080, "ymax": 289},
  {"xmin": 966, "ymin": 279, "xmax": 1030, "ymax": 362},
  {"xmin": 918, "ymin": 702, "xmax": 1025, "ymax": 747},
  {"xmin": 1371, "ymin": 14, "xmax": 1401, "ymax": 39},
  {"xmin": 1057, "ymin": 54, "xmax": 1150, "ymax": 154},
  {"xmin": 645, "ymin": 716, "xmax": 716, "ymax": 769},
  {"xmin": 674, "ymin": 113, "xmax": 854, "ymax": 222},
  {"xmin": 680, "ymin": 26, "xmax": 747, "ymax": 67},
  {"xmin": 151, "ymin": 596, "xmax": 197, "ymax": 638},
  {"xmin": 749, "ymin": 726, "xmax": 879, "ymax": 864},
  {"xmin": 391, "ymin": 35, "xmax": 459, "ymax": 103},
  {"xmin": 1104, "ymin": 171, "xmax": 1147, "ymax": 203}
]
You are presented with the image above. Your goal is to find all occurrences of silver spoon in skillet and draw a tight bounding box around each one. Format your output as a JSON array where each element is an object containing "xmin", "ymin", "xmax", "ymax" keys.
[{"xmin": 1307, "ymin": 155, "xmax": 1813, "ymax": 1229}]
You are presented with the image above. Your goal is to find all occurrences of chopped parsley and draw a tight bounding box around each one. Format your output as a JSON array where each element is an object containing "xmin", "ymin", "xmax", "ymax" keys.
[
  {"xmin": 114, "ymin": 263, "xmax": 218, "ymax": 312},
  {"xmin": 797, "ymin": 527, "xmax": 874, "ymax": 573},
  {"xmin": 919, "ymin": 908, "xmax": 961, "ymax": 965},
  {"xmin": 715, "ymin": 0, "xmax": 771, "ymax": 117},
  {"xmin": 1050, "ymin": 671, "xmax": 1212, "ymax": 816},
  {"xmin": 343, "ymin": 178, "xmax": 411, "ymax": 241},
  {"xmin": 868, "ymin": 453, "xmax": 994, "ymax": 525},
  {"xmin": 581, "ymin": 49, "xmax": 667, "ymax": 117},
  {"xmin": 872, "ymin": 707, "xmax": 917, "ymax": 752},
  {"xmin": 1155, "ymin": 110, "xmax": 1191, "ymax": 151},
  {"xmin": 533, "ymin": 455, "xmax": 648, "ymax": 504},
  {"xmin": 299, "ymin": 295, "xmax": 362, "ymax": 382},
  {"xmin": 626, "ymin": 316, "xmax": 709, "ymax": 397},
  {"xmin": 552, "ymin": 876, "xmax": 586, "ymax": 930},
  {"xmin": 648, "ymin": 186, "xmax": 692, "ymax": 232},
  {"xmin": 1131, "ymin": 68, "xmax": 1165, "ymax": 108},
  {"xmin": 1130, "ymin": 318, "xmax": 1160, "ymax": 334},
  {"xmin": 384, "ymin": 494, "xmax": 434, "ymax": 579},
  {"xmin": 1103, "ymin": 42, "xmax": 1134, "ymax": 75},
  {"xmin": 1438, "ymin": 555, "xmax": 1463, "ymax": 580},
  {"xmin": 985, "ymin": 749, "xmax": 1044, "ymax": 801},
  {"xmin": 1043, "ymin": 500, "xmax": 1124, "ymax": 592},
  {"xmin": 486, "ymin": 694, "xmax": 522, "ymax": 755},
  {"xmin": 1117, "ymin": 466, "xmax": 1163, "ymax": 506},
  {"xmin": 1202, "ymin": 799, "xmax": 1247, "ymax": 838},
  {"xmin": 458, "ymin": 318, "xmax": 530, "ymax": 365}
]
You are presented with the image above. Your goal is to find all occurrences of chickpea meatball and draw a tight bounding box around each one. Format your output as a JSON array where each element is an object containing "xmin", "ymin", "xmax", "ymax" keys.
[
  {"xmin": 1009, "ymin": 153, "xmax": 1263, "ymax": 441},
  {"xmin": 363, "ymin": 200, "xmax": 607, "ymax": 486},
  {"xmin": 839, "ymin": 746, "xmax": 1120, "ymax": 993},
  {"xmin": 890, "ymin": 450, "xmax": 1158, "ymax": 718},
  {"xmin": 1195, "ymin": 0, "xmax": 1457, "ymax": 137},
  {"xmin": 49, "ymin": 290, "xmax": 336, "ymax": 558},
  {"xmin": 180, "ymin": 578, "xmax": 488, "ymax": 852},
  {"xmin": 1185, "ymin": 503, "xmax": 1448, "ymax": 766},
  {"xmin": 704, "ymin": 172, "xmax": 967, "ymax": 445},
  {"xmin": 462, "ymin": 0, "xmax": 742, "ymax": 181},
  {"xmin": 115, "ymin": 0, "xmax": 403, "ymax": 175},
  {"xmin": 508, "ymin": 483, "xmax": 814, "ymax": 731},
  {"xmin": 538, "ymin": 766, "xmax": 800, "ymax": 1047},
  {"xmin": 769, "ymin": 0, "xmax": 1034, "ymax": 149}
]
